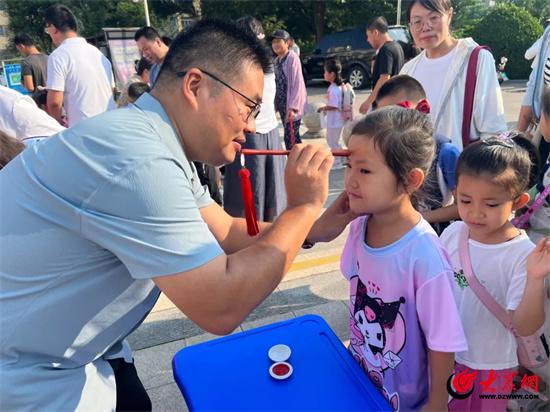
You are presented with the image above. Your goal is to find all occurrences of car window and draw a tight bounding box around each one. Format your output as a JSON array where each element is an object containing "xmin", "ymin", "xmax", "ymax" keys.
[
  {"xmin": 317, "ymin": 28, "xmax": 372, "ymax": 53},
  {"xmin": 388, "ymin": 27, "xmax": 411, "ymax": 43}
]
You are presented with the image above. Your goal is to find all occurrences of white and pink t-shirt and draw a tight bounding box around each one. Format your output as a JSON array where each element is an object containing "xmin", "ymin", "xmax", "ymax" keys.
[{"xmin": 341, "ymin": 216, "xmax": 468, "ymax": 411}]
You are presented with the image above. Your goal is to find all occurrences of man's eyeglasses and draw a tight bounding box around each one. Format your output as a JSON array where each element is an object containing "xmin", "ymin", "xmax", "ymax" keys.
[{"xmin": 176, "ymin": 69, "xmax": 262, "ymax": 122}]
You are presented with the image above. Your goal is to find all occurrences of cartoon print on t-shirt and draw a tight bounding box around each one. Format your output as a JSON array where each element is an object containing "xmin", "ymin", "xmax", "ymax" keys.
[{"xmin": 349, "ymin": 275, "xmax": 406, "ymax": 411}]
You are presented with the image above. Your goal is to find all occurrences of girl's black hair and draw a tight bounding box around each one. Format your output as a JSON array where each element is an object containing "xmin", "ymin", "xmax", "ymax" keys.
[
  {"xmin": 349, "ymin": 106, "xmax": 435, "ymax": 204},
  {"xmin": 456, "ymin": 133, "xmax": 537, "ymax": 195},
  {"xmin": 324, "ymin": 59, "xmax": 343, "ymax": 86}
]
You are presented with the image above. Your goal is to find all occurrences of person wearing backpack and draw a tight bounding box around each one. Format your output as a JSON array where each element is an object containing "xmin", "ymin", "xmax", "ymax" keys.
[
  {"xmin": 318, "ymin": 59, "xmax": 354, "ymax": 170},
  {"xmin": 440, "ymin": 136, "xmax": 549, "ymax": 411}
]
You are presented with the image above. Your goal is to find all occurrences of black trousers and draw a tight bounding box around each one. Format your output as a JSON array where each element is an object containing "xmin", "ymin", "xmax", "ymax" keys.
[{"xmin": 108, "ymin": 358, "xmax": 152, "ymax": 411}]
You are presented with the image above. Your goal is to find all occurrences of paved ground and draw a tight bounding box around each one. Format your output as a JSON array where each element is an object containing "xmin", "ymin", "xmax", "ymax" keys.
[{"xmin": 130, "ymin": 80, "xmax": 527, "ymax": 411}]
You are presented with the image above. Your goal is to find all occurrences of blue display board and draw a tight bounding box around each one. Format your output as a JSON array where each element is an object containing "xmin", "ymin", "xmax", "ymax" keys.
[{"xmin": 3, "ymin": 62, "xmax": 30, "ymax": 95}]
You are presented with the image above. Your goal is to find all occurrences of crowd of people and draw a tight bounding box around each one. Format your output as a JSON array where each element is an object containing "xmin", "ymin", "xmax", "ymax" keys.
[{"xmin": 1, "ymin": 0, "xmax": 550, "ymax": 411}]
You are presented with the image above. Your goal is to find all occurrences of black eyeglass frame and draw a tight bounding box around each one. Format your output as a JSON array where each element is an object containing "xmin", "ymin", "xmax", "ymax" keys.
[{"xmin": 176, "ymin": 69, "xmax": 262, "ymax": 122}]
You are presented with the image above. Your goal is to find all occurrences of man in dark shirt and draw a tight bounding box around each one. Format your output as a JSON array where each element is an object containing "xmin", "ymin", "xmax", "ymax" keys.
[
  {"xmin": 14, "ymin": 33, "xmax": 49, "ymax": 104},
  {"xmin": 359, "ymin": 17, "xmax": 404, "ymax": 113}
]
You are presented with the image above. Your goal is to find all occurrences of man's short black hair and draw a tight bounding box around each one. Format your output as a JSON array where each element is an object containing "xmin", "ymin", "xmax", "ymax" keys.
[
  {"xmin": 14, "ymin": 33, "xmax": 34, "ymax": 47},
  {"xmin": 45, "ymin": 4, "xmax": 77, "ymax": 33},
  {"xmin": 367, "ymin": 16, "xmax": 389, "ymax": 33},
  {"xmin": 134, "ymin": 26, "xmax": 161, "ymax": 42},
  {"xmin": 156, "ymin": 18, "xmax": 272, "ymax": 88},
  {"xmin": 376, "ymin": 74, "xmax": 427, "ymax": 103}
]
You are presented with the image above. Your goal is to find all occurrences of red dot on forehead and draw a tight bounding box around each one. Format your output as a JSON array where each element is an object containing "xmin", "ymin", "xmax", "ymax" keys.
[{"xmin": 273, "ymin": 363, "xmax": 290, "ymax": 376}]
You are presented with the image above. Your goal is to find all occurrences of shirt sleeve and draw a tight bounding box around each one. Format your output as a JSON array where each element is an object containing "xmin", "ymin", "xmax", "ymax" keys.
[
  {"xmin": 340, "ymin": 217, "xmax": 365, "ymax": 280},
  {"xmin": 472, "ymin": 49, "xmax": 507, "ymax": 139},
  {"xmin": 46, "ymin": 52, "xmax": 66, "ymax": 92},
  {"xmin": 80, "ymin": 158, "xmax": 223, "ymax": 280},
  {"xmin": 375, "ymin": 46, "xmax": 394, "ymax": 76},
  {"xmin": 284, "ymin": 53, "xmax": 307, "ymax": 115},
  {"xmin": 524, "ymin": 38, "xmax": 541, "ymax": 61},
  {"xmin": 438, "ymin": 143, "xmax": 461, "ymax": 191},
  {"xmin": 416, "ymin": 271, "xmax": 468, "ymax": 352},
  {"xmin": 20, "ymin": 59, "xmax": 31, "ymax": 77}
]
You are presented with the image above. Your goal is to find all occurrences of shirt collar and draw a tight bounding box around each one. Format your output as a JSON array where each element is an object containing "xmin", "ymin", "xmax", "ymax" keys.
[
  {"xmin": 132, "ymin": 92, "xmax": 188, "ymax": 164},
  {"xmin": 60, "ymin": 37, "xmax": 86, "ymax": 46}
]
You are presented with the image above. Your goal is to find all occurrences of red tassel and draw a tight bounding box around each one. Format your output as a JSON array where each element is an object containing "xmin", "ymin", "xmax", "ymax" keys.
[{"xmin": 239, "ymin": 167, "xmax": 260, "ymax": 236}]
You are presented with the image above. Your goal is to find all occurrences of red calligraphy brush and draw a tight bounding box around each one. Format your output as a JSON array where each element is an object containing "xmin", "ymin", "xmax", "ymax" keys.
[{"xmin": 241, "ymin": 149, "xmax": 351, "ymax": 157}]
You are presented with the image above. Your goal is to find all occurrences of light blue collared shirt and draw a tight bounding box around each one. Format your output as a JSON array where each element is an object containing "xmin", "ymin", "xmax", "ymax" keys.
[{"xmin": 0, "ymin": 93, "xmax": 222, "ymax": 410}]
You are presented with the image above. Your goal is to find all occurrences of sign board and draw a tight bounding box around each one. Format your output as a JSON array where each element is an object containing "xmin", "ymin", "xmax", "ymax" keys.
[
  {"xmin": 102, "ymin": 28, "xmax": 141, "ymax": 89},
  {"xmin": 1, "ymin": 61, "xmax": 30, "ymax": 94},
  {"xmin": 106, "ymin": 38, "xmax": 141, "ymax": 87}
]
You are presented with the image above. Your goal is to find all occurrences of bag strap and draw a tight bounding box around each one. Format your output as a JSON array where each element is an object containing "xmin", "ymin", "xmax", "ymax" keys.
[
  {"xmin": 512, "ymin": 182, "xmax": 550, "ymax": 229},
  {"xmin": 458, "ymin": 224, "xmax": 514, "ymax": 330},
  {"xmin": 462, "ymin": 45, "xmax": 490, "ymax": 149}
]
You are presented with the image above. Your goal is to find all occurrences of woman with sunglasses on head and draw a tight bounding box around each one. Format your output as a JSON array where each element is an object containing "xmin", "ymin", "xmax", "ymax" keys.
[{"xmin": 400, "ymin": 0, "xmax": 507, "ymax": 149}]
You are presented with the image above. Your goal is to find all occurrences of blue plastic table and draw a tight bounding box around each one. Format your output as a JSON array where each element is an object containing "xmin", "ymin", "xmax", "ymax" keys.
[{"xmin": 172, "ymin": 314, "xmax": 391, "ymax": 411}]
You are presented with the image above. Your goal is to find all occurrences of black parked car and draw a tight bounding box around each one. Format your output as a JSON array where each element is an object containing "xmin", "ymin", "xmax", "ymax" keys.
[{"xmin": 301, "ymin": 25, "xmax": 416, "ymax": 89}]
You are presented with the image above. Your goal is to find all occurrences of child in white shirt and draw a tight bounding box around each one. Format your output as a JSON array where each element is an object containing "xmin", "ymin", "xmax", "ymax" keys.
[
  {"xmin": 318, "ymin": 59, "xmax": 352, "ymax": 169},
  {"xmin": 441, "ymin": 135, "xmax": 549, "ymax": 411}
]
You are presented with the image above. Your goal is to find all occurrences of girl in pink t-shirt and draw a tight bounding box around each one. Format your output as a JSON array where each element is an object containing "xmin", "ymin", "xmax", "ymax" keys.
[{"xmin": 340, "ymin": 106, "xmax": 467, "ymax": 411}]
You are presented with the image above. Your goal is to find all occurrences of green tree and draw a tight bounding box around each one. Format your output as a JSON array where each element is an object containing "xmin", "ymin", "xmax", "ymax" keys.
[
  {"xmin": 496, "ymin": 0, "xmax": 550, "ymax": 22},
  {"xmin": 451, "ymin": 0, "xmax": 490, "ymax": 38},
  {"xmin": 200, "ymin": 0, "xmax": 396, "ymax": 53},
  {"xmin": 5, "ymin": 0, "xmax": 146, "ymax": 55},
  {"xmin": 471, "ymin": 3, "xmax": 542, "ymax": 79}
]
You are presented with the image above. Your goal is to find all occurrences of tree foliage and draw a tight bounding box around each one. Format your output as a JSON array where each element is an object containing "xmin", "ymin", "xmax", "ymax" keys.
[
  {"xmin": 5, "ymin": 0, "xmax": 146, "ymax": 54},
  {"xmin": 451, "ymin": 0, "xmax": 490, "ymax": 38},
  {"xmin": 200, "ymin": 0, "xmax": 396, "ymax": 52},
  {"xmin": 471, "ymin": 3, "xmax": 542, "ymax": 79},
  {"xmin": 496, "ymin": 0, "xmax": 550, "ymax": 23}
]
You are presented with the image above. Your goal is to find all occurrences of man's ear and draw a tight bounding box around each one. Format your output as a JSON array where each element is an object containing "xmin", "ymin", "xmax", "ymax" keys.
[
  {"xmin": 513, "ymin": 192, "xmax": 530, "ymax": 211},
  {"xmin": 180, "ymin": 68, "xmax": 203, "ymax": 111},
  {"xmin": 407, "ymin": 168, "xmax": 425, "ymax": 191}
]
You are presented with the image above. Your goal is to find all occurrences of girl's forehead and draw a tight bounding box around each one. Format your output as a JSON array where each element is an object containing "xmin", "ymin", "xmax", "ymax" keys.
[
  {"xmin": 348, "ymin": 136, "xmax": 383, "ymax": 160},
  {"xmin": 457, "ymin": 174, "xmax": 512, "ymax": 196}
]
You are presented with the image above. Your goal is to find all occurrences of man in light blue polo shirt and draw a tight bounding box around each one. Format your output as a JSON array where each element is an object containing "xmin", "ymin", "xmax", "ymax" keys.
[{"xmin": 0, "ymin": 19, "xmax": 339, "ymax": 411}]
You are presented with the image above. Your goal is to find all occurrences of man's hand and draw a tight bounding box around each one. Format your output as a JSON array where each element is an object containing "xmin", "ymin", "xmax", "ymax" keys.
[
  {"xmin": 285, "ymin": 144, "xmax": 332, "ymax": 211},
  {"xmin": 308, "ymin": 191, "xmax": 358, "ymax": 244}
]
